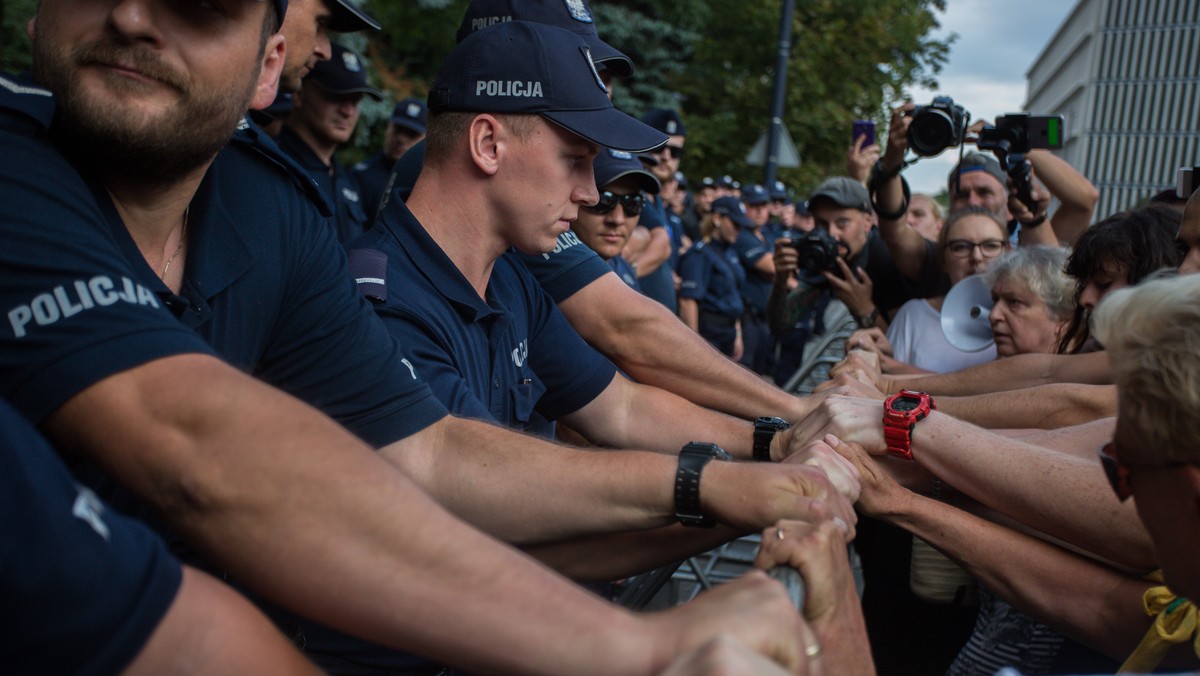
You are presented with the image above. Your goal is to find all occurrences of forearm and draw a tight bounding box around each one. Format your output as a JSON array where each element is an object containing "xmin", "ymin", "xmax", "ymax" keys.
[
  {"xmin": 47, "ymin": 356, "xmax": 663, "ymax": 675},
  {"xmin": 910, "ymin": 412, "xmax": 1155, "ymax": 569},
  {"xmin": 383, "ymin": 417, "xmax": 681, "ymax": 544},
  {"xmin": 1029, "ymin": 148, "xmax": 1098, "ymax": 246},
  {"xmin": 933, "ymin": 383, "xmax": 1117, "ymax": 429},
  {"xmin": 562, "ymin": 276, "xmax": 810, "ymax": 421},
  {"xmin": 636, "ymin": 229, "xmax": 672, "ymax": 277},
  {"xmin": 882, "ymin": 350, "xmax": 1111, "ymax": 395},
  {"xmin": 678, "ymin": 297, "xmax": 700, "ymax": 332},
  {"xmin": 880, "ymin": 492, "xmax": 1155, "ymax": 662}
]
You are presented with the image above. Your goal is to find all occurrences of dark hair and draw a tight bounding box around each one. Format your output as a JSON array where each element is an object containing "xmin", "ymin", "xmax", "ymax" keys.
[
  {"xmin": 424, "ymin": 112, "xmax": 537, "ymax": 165},
  {"xmin": 1057, "ymin": 204, "xmax": 1182, "ymax": 353}
]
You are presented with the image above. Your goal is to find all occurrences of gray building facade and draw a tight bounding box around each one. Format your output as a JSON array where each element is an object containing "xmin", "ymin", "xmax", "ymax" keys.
[{"xmin": 1025, "ymin": 0, "xmax": 1200, "ymax": 218}]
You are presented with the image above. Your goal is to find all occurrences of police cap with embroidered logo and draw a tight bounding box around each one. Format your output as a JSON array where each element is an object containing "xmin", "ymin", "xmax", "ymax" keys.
[
  {"xmin": 742, "ymin": 184, "xmax": 769, "ymax": 206},
  {"xmin": 455, "ymin": 0, "xmax": 634, "ymax": 77},
  {"xmin": 711, "ymin": 196, "xmax": 754, "ymax": 228},
  {"xmin": 305, "ymin": 43, "xmax": 383, "ymax": 101},
  {"xmin": 594, "ymin": 148, "xmax": 661, "ymax": 195},
  {"xmin": 641, "ymin": 108, "xmax": 686, "ymax": 137},
  {"xmin": 327, "ymin": 0, "xmax": 381, "ymax": 32},
  {"xmin": 390, "ymin": 97, "xmax": 428, "ymax": 135},
  {"xmin": 429, "ymin": 21, "xmax": 666, "ymax": 153}
]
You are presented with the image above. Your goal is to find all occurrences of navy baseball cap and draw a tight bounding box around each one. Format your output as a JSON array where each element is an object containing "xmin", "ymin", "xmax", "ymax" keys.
[
  {"xmin": 769, "ymin": 180, "xmax": 789, "ymax": 201},
  {"xmin": 390, "ymin": 97, "xmax": 428, "ymax": 134},
  {"xmin": 428, "ymin": 21, "xmax": 666, "ymax": 153},
  {"xmin": 305, "ymin": 43, "xmax": 383, "ymax": 101},
  {"xmin": 641, "ymin": 108, "xmax": 686, "ymax": 137},
  {"xmin": 455, "ymin": 0, "xmax": 633, "ymax": 78},
  {"xmin": 327, "ymin": 0, "xmax": 381, "ymax": 32},
  {"xmin": 594, "ymin": 148, "xmax": 661, "ymax": 195},
  {"xmin": 743, "ymin": 184, "xmax": 770, "ymax": 205},
  {"xmin": 716, "ymin": 175, "xmax": 735, "ymax": 189},
  {"xmin": 699, "ymin": 176, "xmax": 716, "ymax": 191},
  {"xmin": 674, "ymin": 171, "xmax": 689, "ymax": 190},
  {"xmin": 712, "ymin": 196, "xmax": 754, "ymax": 228}
]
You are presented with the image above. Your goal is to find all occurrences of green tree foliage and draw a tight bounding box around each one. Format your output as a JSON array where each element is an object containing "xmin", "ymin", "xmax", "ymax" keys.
[{"xmin": 1, "ymin": 0, "xmax": 38, "ymax": 73}]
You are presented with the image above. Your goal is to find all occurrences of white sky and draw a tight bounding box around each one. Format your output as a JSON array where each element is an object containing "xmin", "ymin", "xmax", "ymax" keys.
[{"xmin": 901, "ymin": 0, "xmax": 1080, "ymax": 195}]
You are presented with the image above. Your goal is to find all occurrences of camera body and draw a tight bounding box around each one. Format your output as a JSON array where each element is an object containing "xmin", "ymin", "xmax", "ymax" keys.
[
  {"xmin": 790, "ymin": 227, "xmax": 841, "ymax": 277},
  {"xmin": 907, "ymin": 96, "xmax": 968, "ymax": 157},
  {"xmin": 976, "ymin": 113, "xmax": 1064, "ymax": 155}
]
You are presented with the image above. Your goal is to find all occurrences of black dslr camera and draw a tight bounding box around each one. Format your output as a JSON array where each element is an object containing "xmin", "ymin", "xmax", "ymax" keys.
[
  {"xmin": 976, "ymin": 113, "xmax": 1066, "ymax": 211},
  {"xmin": 790, "ymin": 228, "xmax": 842, "ymax": 283},
  {"xmin": 907, "ymin": 96, "xmax": 969, "ymax": 157}
]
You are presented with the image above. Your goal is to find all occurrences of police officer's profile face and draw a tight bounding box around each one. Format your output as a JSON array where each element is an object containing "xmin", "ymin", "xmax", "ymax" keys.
[
  {"xmin": 279, "ymin": 0, "xmax": 333, "ymax": 93},
  {"xmin": 950, "ymin": 171, "xmax": 1009, "ymax": 223},
  {"xmin": 31, "ymin": 0, "xmax": 281, "ymax": 179},
  {"xmin": 384, "ymin": 124, "xmax": 424, "ymax": 162},
  {"xmin": 648, "ymin": 134, "xmax": 684, "ymax": 182},
  {"xmin": 492, "ymin": 117, "xmax": 600, "ymax": 256},
  {"xmin": 573, "ymin": 176, "xmax": 642, "ymax": 261},
  {"xmin": 811, "ymin": 202, "xmax": 870, "ymax": 259},
  {"xmin": 292, "ymin": 86, "xmax": 362, "ymax": 146}
]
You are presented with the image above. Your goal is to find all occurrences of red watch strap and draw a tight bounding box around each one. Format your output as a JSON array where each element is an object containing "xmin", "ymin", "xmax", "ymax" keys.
[{"xmin": 883, "ymin": 421, "xmax": 914, "ymax": 460}]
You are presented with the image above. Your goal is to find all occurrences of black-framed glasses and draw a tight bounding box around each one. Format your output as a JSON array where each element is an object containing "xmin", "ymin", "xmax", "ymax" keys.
[
  {"xmin": 584, "ymin": 191, "xmax": 644, "ymax": 217},
  {"xmin": 1098, "ymin": 441, "xmax": 1194, "ymax": 502},
  {"xmin": 654, "ymin": 144, "xmax": 684, "ymax": 160},
  {"xmin": 946, "ymin": 239, "xmax": 1006, "ymax": 258}
]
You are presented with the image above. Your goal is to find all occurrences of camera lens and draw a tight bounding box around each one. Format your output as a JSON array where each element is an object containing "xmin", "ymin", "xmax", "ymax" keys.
[{"xmin": 908, "ymin": 108, "xmax": 955, "ymax": 157}]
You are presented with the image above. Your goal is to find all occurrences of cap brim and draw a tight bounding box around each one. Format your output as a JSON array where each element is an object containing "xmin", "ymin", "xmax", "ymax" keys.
[
  {"xmin": 544, "ymin": 108, "xmax": 667, "ymax": 154},
  {"xmin": 327, "ymin": 0, "xmax": 381, "ymax": 32},
  {"xmin": 389, "ymin": 118, "xmax": 426, "ymax": 134},
  {"xmin": 601, "ymin": 169, "xmax": 661, "ymax": 195},
  {"xmin": 581, "ymin": 34, "xmax": 633, "ymax": 78},
  {"xmin": 312, "ymin": 82, "xmax": 384, "ymax": 101}
]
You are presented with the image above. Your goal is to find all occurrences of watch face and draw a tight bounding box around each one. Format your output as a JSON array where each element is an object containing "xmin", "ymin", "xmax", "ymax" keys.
[{"xmin": 891, "ymin": 396, "xmax": 921, "ymax": 412}]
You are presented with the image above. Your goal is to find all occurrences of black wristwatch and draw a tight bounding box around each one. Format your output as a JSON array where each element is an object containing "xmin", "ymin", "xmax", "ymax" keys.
[
  {"xmin": 753, "ymin": 416, "xmax": 791, "ymax": 462},
  {"xmin": 675, "ymin": 442, "xmax": 732, "ymax": 528},
  {"xmin": 855, "ymin": 307, "xmax": 881, "ymax": 329}
]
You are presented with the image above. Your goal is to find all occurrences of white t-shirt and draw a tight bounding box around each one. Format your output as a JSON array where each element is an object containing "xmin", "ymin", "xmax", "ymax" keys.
[{"xmin": 887, "ymin": 298, "xmax": 997, "ymax": 373}]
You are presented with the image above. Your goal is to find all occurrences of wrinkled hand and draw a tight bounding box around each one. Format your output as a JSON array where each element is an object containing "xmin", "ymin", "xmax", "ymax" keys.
[
  {"xmin": 780, "ymin": 436, "xmax": 862, "ymax": 503},
  {"xmin": 823, "ymin": 258, "xmax": 874, "ymax": 318},
  {"xmin": 846, "ymin": 327, "xmax": 893, "ymax": 357},
  {"xmin": 829, "ymin": 350, "xmax": 882, "ymax": 386},
  {"xmin": 703, "ymin": 459, "xmax": 857, "ymax": 540},
  {"xmin": 654, "ymin": 570, "xmax": 806, "ymax": 674},
  {"xmin": 791, "ymin": 395, "xmax": 887, "ymax": 454},
  {"xmin": 755, "ymin": 517, "xmax": 874, "ymax": 676},
  {"xmin": 825, "ymin": 435, "xmax": 913, "ymax": 519},
  {"xmin": 847, "ymin": 134, "xmax": 881, "ymax": 185}
]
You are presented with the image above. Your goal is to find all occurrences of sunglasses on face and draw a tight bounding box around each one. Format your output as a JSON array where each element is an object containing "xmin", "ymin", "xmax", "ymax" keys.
[
  {"xmin": 1098, "ymin": 441, "xmax": 1194, "ymax": 501},
  {"xmin": 654, "ymin": 144, "xmax": 684, "ymax": 160},
  {"xmin": 946, "ymin": 239, "xmax": 1006, "ymax": 258},
  {"xmin": 584, "ymin": 191, "xmax": 644, "ymax": 217}
]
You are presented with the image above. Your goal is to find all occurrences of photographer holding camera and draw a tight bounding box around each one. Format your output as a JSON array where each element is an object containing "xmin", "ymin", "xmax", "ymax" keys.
[
  {"xmin": 873, "ymin": 103, "xmax": 1098, "ymax": 285},
  {"xmin": 768, "ymin": 177, "xmax": 947, "ymax": 342}
]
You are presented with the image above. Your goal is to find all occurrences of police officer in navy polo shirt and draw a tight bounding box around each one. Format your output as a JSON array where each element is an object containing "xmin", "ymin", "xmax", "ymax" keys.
[
  {"xmin": 635, "ymin": 107, "xmax": 687, "ymax": 313},
  {"xmin": 1, "ymin": 4, "xmax": 822, "ymax": 673},
  {"xmin": 0, "ymin": 398, "xmax": 317, "ymax": 675},
  {"xmin": 734, "ymin": 183, "xmax": 780, "ymax": 376},
  {"xmin": 571, "ymin": 148, "xmax": 663, "ymax": 290},
  {"xmin": 352, "ymin": 96, "xmax": 426, "ymax": 226},
  {"xmin": 277, "ymin": 42, "xmax": 381, "ymax": 243},
  {"xmin": 679, "ymin": 196, "xmax": 751, "ymax": 357}
]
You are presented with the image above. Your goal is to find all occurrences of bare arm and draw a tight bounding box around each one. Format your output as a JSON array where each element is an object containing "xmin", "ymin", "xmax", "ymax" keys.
[
  {"xmin": 882, "ymin": 350, "xmax": 1112, "ymax": 395},
  {"xmin": 636, "ymin": 226, "xmax": 672, "ymax": 277},
  {"xmin": 559, "ymin": 272, "xmax": 811, "ymax": 422},
  {"xmin": 44, "ymin": 354, "xmax": 739, "ymax": 675},
  {"xmin": 126, "ymin": 566, "xmax": 320, "ymax": 675},
  {"xmin": 791, "ymin": 398, "xmax": 1155, "ymax": 570},
  {"xmin": 837, "ymin": 439, "xmax": 1160, "ymax": 664},
  {"xmin": 875, "ymin": 104, "xmax": 930, "ymax": 282},
  {"xmin": 679, "ymin": 296, "xmax": 700, "ymax": 332},
  {"xmin": 1028, "ymin": 148, "xmax": 1100, "ymax": 246},
  {"xmin": 933, "ymin": 383, "xmax": 1117, "ymax": 429}
]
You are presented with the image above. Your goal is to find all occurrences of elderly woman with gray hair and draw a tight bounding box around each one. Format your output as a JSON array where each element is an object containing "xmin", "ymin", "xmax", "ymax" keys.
[{"xmin": 984, "ymin": 246, "xmax": 1075, "ymax": 357}]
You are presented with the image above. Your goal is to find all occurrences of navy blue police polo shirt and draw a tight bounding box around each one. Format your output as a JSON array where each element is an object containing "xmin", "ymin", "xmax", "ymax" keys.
[
  {"xmin": 0, "ymin": 76, "xmax": 446, "ymax": 448},
  {"xmin": 349, "ymin": 200, "xmax": 617, "ymax": 433},
  {"xmin": 276, "ymin": 125, "xmax": 371, "ymax": 244},
  {"xmin": 635, "ymin": 196, "xmax": 680, "ymax": 312},
  {"xmin": 351, "ymin": 152, "xmax": 392, "ymax": 227},
  {"xmin": 610, "ymin": 255, "xmax": 640, "ymax": 290},
  {"xmin": 0, "ymin": 397, "xmax": 182, "ymax": 675},
  {"xmin": 731, "ymin": 229, "xmax": 774, "ymax": 314},
  {"xmin": 679, "ymin": 239, "xmax": 746, "ymax": 318}
]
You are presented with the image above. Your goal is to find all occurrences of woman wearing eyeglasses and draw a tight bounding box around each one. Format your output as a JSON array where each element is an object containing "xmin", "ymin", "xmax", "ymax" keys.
[
  {"xmin": 883, "ymin": 206, "xmax": 1010, "ymax": 373},
  {"xmin": 678, "ymin": 196, "xmax": 750, "ymax": 359},
  {"xmin": 570, "ymin": 149, "xmax": 660, "ymax": 291}
]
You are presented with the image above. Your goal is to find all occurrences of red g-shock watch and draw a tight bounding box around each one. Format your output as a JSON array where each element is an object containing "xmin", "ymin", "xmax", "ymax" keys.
[{"xmin": 882, "ymin": 390, "xmax": 935, "ymax": 460}]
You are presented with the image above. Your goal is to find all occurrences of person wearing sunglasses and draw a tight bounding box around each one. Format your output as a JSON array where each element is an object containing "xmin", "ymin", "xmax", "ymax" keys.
[
  {"xmin": 571, "ymin": 149, "xmax": 661, "ymax": 290},
  {"xmin": 679, "ymin": 197, "xmax": 752, "ymax": 358}
]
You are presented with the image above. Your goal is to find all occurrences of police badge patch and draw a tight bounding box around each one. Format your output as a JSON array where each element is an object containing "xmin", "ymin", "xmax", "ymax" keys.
[
  {"xmin": 342, "ymin": 50, "xmax": 361, "ymax": 72},
  {"xmin": 563, "ymin": 0, "xmax": 593, "ymax": 22},
  {"xmin": 581, "ymin": 46, "xmax": 607, "ymax": 93}
]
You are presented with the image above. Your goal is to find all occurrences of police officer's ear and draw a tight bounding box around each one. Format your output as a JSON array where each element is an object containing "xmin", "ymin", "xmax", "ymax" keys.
[
  {"xmin": 250, "ymin": 33, "xmax": 286, "ymax": 112},
  {"xmin": 467, "ymin": 114, "xmax": 503, "ymax": 177}
]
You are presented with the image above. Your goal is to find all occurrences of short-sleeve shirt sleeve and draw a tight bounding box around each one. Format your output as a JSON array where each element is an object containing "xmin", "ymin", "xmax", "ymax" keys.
[{"xmin": 513, "ymin": 230, "xmax": 612, "ymax": 303}]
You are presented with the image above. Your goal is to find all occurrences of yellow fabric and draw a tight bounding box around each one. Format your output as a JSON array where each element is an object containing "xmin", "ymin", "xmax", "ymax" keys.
[{"xmin": 1119, "ymin": 571, "xmax": 1200, "ymax": 673}]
